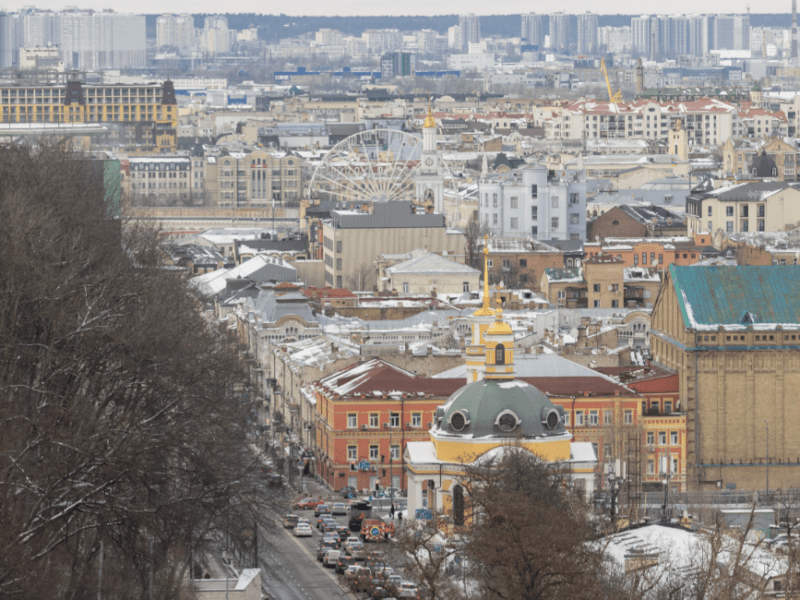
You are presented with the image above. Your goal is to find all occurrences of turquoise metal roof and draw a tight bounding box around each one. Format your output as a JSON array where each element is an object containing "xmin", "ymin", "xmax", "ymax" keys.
[{"xmin": 670, "ymin": 265, "xmax": 800, "ymax": 328}]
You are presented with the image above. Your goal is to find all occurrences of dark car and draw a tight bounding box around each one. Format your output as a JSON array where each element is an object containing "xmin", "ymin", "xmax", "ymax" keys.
[
  {"xmin": 314, "ymin": 504, "xmax": 331, "ymax": 517},
  {"xmin": 335, "ymin": 555, "xmax": 356, "ymax": 574},
  {"xmin": 336, "ymin": 525, "xmax": 351, "ymax": 540},
  {"xmin": 340, "ymin": 486, "xmax": 356, "ymax": 498},
  {"xmin": 317, "ymin": 540, "xmax": 338, "ymax": 561},
  {"xmin": 317, "ymin": 515, "xmax": 336, "ymax": 529},
  {"xmin": 269, "ymin": 473, "xmax": 283, "ymax": 487}
]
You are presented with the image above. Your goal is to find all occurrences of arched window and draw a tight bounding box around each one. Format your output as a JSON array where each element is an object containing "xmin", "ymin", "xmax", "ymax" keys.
[
  {"xmin": 772, "ymin": 167, "xmax": 778, "ymax": 177},
  {"xmin": 495, "ymin": 344, "xmax": 505, "ymax": 365},
  {"xmin": 453, "ymin": 484, "xmax": 464, "ymax": 526}
]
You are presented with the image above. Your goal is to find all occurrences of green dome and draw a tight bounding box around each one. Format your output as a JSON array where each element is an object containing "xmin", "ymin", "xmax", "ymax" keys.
[{"xmin": 434, "ymin": 379, "xmax": 567, "ymax": 439}]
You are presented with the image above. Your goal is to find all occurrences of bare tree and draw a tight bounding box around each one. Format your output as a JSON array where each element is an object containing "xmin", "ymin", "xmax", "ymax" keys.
[
  {"xmin": 346, "ymin": 262, "xmax": 377, "ymax": 292},
  {"xmin": 465, "ymin": 217, "xmax": 490, "ymax": 270},
  {"xmin": 0, "ymin": 143, "xmax": 277, "ymax": 598}
]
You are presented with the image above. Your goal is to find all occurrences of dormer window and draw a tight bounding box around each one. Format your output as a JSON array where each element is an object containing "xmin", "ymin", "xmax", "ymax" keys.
[
  {"xmin": 495, "ymin": 410, "xmax": 519, "ymax": 432},
  {"xmin": 495, "ymin": 344, "xmax": 505, "ymax": 365}
]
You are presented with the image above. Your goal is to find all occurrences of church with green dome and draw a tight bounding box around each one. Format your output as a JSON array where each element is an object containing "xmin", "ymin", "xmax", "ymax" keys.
[{"xmin": 404, "ymin": 247, "xmax": 597, "ymax": 524}]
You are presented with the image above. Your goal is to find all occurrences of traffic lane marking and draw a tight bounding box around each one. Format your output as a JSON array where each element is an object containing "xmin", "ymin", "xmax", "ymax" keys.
[{"xmin": 281, "ymin": 524, "xmax": 355, "ymax": 597}]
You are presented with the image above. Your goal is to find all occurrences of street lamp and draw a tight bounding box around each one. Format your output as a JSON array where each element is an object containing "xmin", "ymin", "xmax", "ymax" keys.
[{"xmin": 764, "ymin": 418, "xmax": 769, "ymax": 504}]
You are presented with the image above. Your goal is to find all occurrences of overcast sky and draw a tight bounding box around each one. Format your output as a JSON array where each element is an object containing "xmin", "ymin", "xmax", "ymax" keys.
[{"xmin": 20, "ymin": 0, "xmax": 791, "ymax": 15}]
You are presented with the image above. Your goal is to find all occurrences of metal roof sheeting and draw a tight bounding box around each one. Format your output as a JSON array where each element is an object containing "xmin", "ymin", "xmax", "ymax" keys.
[{"xmin": 670, "ymin": 265, "xmax": 800, "ymax": 328}]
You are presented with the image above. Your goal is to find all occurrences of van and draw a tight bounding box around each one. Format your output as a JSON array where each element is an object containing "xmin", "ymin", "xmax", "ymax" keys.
[{"xmin": 323, "ymin": 549, "xmax": 342, "ymax": 568}]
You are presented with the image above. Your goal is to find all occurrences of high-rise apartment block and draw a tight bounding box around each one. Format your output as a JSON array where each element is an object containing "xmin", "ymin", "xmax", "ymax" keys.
[
  {"xmin": 575, "ymin": 13, "xmax": 598, "ymax": 55},
  {"xmin": 202, "ymin": 16, "xmax": 230, "ymax": 56},
  {"xmin": 156, "ymin": 14, "xmax": 195, "ymax": 50},
  {"xmin": 521, "ymin": 13, "xmax": 542, "ymax": 47},
  {"xmin": 549, "ymin": 13, "xmax": 573, "ymax": 53},
  {"xmin": 458, "ymin": 14, "xmax": 480, "ymax": 51}
]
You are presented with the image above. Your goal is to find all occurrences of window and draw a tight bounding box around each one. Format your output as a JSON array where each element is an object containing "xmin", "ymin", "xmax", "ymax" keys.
[
  {"xmin": 593, "ymin": 284, "xmax": 601, "ymax": 292},
  {"xmin": 531, "ymin": 184, "xmax": 538, "ymax": 198},
  {"xmin": 726, "ymin": 206, "xmax": 734, "ymax": 217},
  {"xmin": 611, "ymin": 300, "xmax": 619, "ymax": 308},
  {"xmin": 402, "ymin": 282, "xmax": 409, "ymax": 293},
  {"xmin": 557, "ymin": 290, "xmax": 566, "ymax": 299},
  {"xmin": 492, "ymin": 193, "xmax": 498, "ymax": 207},
  {"xmin": 633, "ymin": 254, "xmax": 639, "ymax": 265},
  {"xmin": 336, "ymin": 258, "xmax": 342, "ymax": 270},
  {"xmin": 658, "ymin": 431, "xmax": 667, "ymax": 445},
  {"xmin": 671, "ymin": 457, "xmax": 679, "ymax": 474},
  {"xmin": 502, "ymin": 259, "xmax": 511, "ymax": 269},
  {"xmin": 531, "ymin": 206, "xmax": 538, "ymax": 219},
  {"xmin": 531, "ymin": 226, "xmax": 538, "ymax": 237},
  {"xmin": 390, "ymin": 412, "xmax": 399, "ymax": 427},
  {"xmin": 551, "ymin": 196, "xmax": 559, "ymax": 208},
  {"xmin": 604, "ymin": 410, "xmax": 613, "ymax": 424},
  {"xmin": 551, "ymin": 217, "xmax": 559, "ymax": 229},
  {"xmin": 570, "ymin": 193, "xmax": 579, "ymax": 205},
  {"xmin": 369, "ymin": 445, "xmax": 379, "ymax": 460},
  {"xmin": 519, "ymin": 259, "xmax": 527, "ymax": 267},
  {"xmin": 650, "ymin": 252, "xmax": 655, "ymax": 264},
  {"xmin": 589, "ymin": 411, "xmax": 599, "ymax": 425},
  {"xmin": 570, "ymin": 213, "xmax": 579, "ymax": 225},
  {"xmin": 624, "ymin": 410, "xmax": 633, "ymax": 424},
  {"xmin": 664, "ymin": 401, "xmax": 672, "ymax": 413},
  {"xmin": 493, "ymin": 213, "xmax": 498, "ymax": 225},
  {"xmin": 488, "ymin": 259, "xmax": 494, "ymax": 268},
  {"xmin": 453, "ymin": 484, "xmax": 465, "ymax": 526},
  {"xmin": 563, "ymin": 411, "xmax": 570, "ymax": 426},
  {"xmin": 412, "ymin": 413, "xmax": 422, "ymax": 427},
  {"xmin": 758, "ymin": 204, "xmax": 765, "ymax": 217},
  {"xmin": 463, "ymin": 281, "xmax": 470, "ymax": 292},
  {"xmin": 495, "ymin": 344, "xmax": 505, "ymax": 365},
  {"xmin": 726, "ymin": 221, "xmax": 734, "ymax": 232},
  {"xmin": 647, "ymin": 459, "xmax": 655, "ymax": 474},
  {"xmin": 510, "ymin": 217, "xmax": 519, "ymax": 229},
  {"xmin": 348, "ymin": 414, "xmax": 357, "ymax": 429},
  {"xmin": 741, "ymin": 205, "xmax": 749, "ymax": 218},
  {"xmin": 642, "ymin": 252, "xmax": 647, "ymax": 265},
  {"xmin": 575, "ymin": 411, "xmax": 584, "ymax": 426},
  {"xmin": 593, "ymin": 300, "xmax": 600, "ymax": 308},
  {"xmin": 390, "ymin": 445, "xmax": 400, "ymax": 460},
  {"xmin": 671, "ymin": 431, "xmax": 678, "ymax": 445},
  {"xmin": 646, "ymin": 431, "xmax": 654, "ymax": 445},
  {"xmin": 707, "ymin": 206, "xmax": 713, "ymax": 216},
  {"xmin": 347, "ymin": 446, "xmax": 357, "ymax": 461},
  {"xmin": 741, "ymin": 220, "xmax": 749, "ymax": 232},
  {"xmin": 510, "ymin": 196, "xmax": 518, "ymax": 208},
  {"xmin": 758, "ymin": 219, "xmax": 765, "ymax": 232},
  {"xmin": 369, "ymin": 413, "xmax": 379, "ymax": 428},
  {"xmin": 336, "ymin": 240, "xmax": 342, "ymax": 253}
]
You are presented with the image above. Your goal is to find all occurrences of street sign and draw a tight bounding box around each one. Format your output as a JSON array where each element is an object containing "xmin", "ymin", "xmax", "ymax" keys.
[
  {"xmin": 358, "ymin": 461, "xmax": 370, "ymax": 471},
  {"xmin": 454, "ymin": 555, "xmax": 461, "ymax": 564},
  {"xmin": 348, "ymin": 493, "xmax": 354, "ymax": 499},
  {"xmin": 415, "ymin": 509, "xmax": 432, "ymax": 520}
]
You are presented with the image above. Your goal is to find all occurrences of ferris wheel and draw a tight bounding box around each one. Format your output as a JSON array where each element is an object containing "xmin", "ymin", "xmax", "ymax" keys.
[{"xmin": 309, "ymin": 129, "xmax": 427, "ymax": 204}]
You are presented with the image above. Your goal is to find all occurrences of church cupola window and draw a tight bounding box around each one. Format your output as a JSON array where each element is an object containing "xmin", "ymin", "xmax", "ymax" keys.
[{"xmin": 495, "ymin": 344, "xmax": 505, "ymax": 365}]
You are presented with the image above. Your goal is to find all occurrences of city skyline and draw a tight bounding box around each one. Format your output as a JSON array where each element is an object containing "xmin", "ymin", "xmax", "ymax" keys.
[{"xmin": 4, "ymin": 1, "xmax": 788, "ymax": 16}]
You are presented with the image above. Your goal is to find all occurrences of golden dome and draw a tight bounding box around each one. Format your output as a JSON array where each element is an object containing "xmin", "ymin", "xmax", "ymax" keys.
[
  {"xmin": 423, "ymin": 113, "xmax": 436, "ymax": 129},
  {"xmin": 472, "ymin": 306, "xmax": 496, "ymax": 317},
  {"xmin": 486, "ymin": 320, "xmax": 513, "ymax": 336}
]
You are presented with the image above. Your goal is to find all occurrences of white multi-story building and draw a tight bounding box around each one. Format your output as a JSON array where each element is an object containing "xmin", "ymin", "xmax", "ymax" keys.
[
  {"xmin": 599, "ymin": 26, "xmax": 632, "ymax": 54},
  {"xmin": 521, "ymin": 13, "xmax": 542, "ymax": 47},
  {"xmin": 713, "ymin": 14, "xmax": 750, "ymax": 51},
  {"xmin": 58, "ymin": 11, "xmax": 145, "ymax": 70},
  {"xmin": 315, "ymin": 28, "xmax": 342, "ymax": 47},
  {"xmin": 458, "ymin": 14, "xmax": 480, "ymax": 51},
  {"xmin": 576, "ymin": 13, "xmax": 598, "ymax": 55},
  {"xmin": 478, "ymin": 163, "xmax": 587, "ymax": 242},
  {"xmin": 202, "ymin": 15, "xmax": 230, "ymax": 56},
  {"xmin": 549, "ymin": 13, "xmax": 572, "ymax": 53},
  {"xmin": 156, "ymin": 14, "xmax": 195, "ymax": 50}
]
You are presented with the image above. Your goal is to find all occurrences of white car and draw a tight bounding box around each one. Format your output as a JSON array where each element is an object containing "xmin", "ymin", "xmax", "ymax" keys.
[
  {"xmin": 293, "ymin": 523, "xmax": 313, "ymax": 537},
  {"xmin": 343, "ymin": 536, "xmax": 361, "ymax": 552}
]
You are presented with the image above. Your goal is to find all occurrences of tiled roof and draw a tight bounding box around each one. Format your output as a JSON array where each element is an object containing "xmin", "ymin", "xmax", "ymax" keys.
[{"xmin": 520, "ymin": 377, "xmax": 637, "ymax": 398}]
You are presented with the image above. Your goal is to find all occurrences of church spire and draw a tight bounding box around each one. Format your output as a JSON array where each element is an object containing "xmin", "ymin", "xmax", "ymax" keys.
[{"xmin": 423, "ymin": 95, "xmax": 436, "ymax": 129}]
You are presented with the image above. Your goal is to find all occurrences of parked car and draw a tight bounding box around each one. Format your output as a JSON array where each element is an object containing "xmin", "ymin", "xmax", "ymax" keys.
[
  {"xmin": 293, "ymin": 523, "xmax": 313, "ymax": 537},
  {"xmin": 283, "ymin": 514, "xmax": 299, "ymax": 529},
  {"xmin": 340, "ymin": 486, "xmax": 356, "ymax": 498},
  {"xmin": 335, "ymin": 555, "xmax": 356, "ymax": 574},
  {"xmin": 323, "ymin": 549, "xmax": 342, "ymax": 568},
  {"xmin": 314, "ymin": 504, "xmax": 331, "ymax": 517},
  {"xmin": 293, "ymin": 498, "xmax": 322, "ymax": 510}
]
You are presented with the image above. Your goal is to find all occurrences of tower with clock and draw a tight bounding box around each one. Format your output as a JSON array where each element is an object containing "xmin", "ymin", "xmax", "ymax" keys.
[{"xmin": 415, "ymin": 99, "xmax": 444, "ymax": 214}]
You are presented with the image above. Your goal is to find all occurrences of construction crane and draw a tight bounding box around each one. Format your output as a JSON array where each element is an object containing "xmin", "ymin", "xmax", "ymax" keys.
[{"xmin": 600, "ymin": 58, "xmax": 623, "ymax": 104}]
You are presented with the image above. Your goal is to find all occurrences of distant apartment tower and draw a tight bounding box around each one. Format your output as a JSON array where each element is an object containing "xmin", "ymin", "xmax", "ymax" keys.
[
  {"xmin": 458, "ymin": 14, "xmax": 480, "ymax": 51},
  {"xmin": 521, "ymin": 13, "xmax": 542, "ymax": 46},
  {"xmin": 632, "ymin": 15, "xmax": 660, "ymax": 59},
  {"xmin": 20, "ymin": 9, "xmax": 59, "ymax": 49},
  {"xmin": 575, "ymin": 13, "xmax": 598, "ymax": 55},
  {"xmin": 315, "ymin": 28, "xmax": 342, "ymax": 46},
  {"xmin": 415, "ymin": 29, "xmax": 438, "ymax": 54},
  {"xmin": 712, "ymin": 14, "xmax": 750, "ymax": 50},
  {"xmin": 0, "ymin": 11, "xmax": 17, "ymax": 68},
  {"xmin": 59, "ymin": 11, "xmax": 146, "ymax": 70},
  {"xmin": 202, "ymin": 15, "xmax": 230, "ymax": 56},
  {"xmin": 548, "ymin": 13, "xmax": 572, "ymax": 53},
  {"xmin": 688, "ymin": 15, "xmax": 712, "ymax": 57},
  {"xmin": 156, "ymin": 14, "xmax": 195, "ymax": 50},
  {"xmin": 380, "ymin": 52, "xmax": 416, "ymax": 78}
]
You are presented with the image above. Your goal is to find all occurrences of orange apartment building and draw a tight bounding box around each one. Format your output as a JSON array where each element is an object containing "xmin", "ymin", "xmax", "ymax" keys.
[
  {"xmin": 584, "ymin": 232, "xmax": 716, "ymax": 273},
  {"xmin": 313, "ymin": 359, "xmax": 457, "ymax": 492}
]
